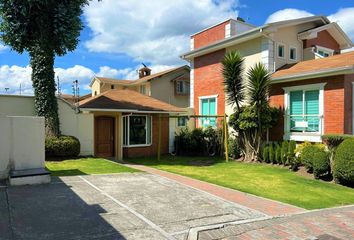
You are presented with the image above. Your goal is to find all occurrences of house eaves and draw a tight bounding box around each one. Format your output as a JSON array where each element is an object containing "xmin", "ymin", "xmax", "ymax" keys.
[
  {"xmin": 79, "ymin": 108, "xmax": 186, "ymax": 114},
  {"xmin": 271, "ymin": 66, "xmax": 354, "ymax": 83}
]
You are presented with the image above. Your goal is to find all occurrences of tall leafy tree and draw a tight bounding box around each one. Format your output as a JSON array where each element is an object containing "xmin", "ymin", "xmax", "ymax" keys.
[{"xmin": 0, "ymin": 0, "xmax": 91, "ymax": 136}]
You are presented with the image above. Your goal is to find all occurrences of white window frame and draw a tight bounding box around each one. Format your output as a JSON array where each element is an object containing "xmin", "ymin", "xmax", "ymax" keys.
[
  {"xmin": 277, "ymin": 42, "xmax": 285, "ymax": 59},
  {"xmin": 289, "ymin": 46, "xmax": 297, "ymax": 61},
  {"xmin": 122, "ymin": 114, "xmax": 152, "ymax": 148},
  {"xmin": 283, "ymin": 83, "xmax": 326, "ymax": 142},
  {"xmin": 139, "ymin": 85, "xmax": 146, "ymax": 95},
  {"xmin": 176, "ymin": 80, "xmax": 190, "ymax": 94},
  {"xmin": 198, "ymin": 95, "xmax": 218, "ymax": 127},
  {"xmin": 316, "ymin": 46, "xmax": 334, "ymax": 58}
]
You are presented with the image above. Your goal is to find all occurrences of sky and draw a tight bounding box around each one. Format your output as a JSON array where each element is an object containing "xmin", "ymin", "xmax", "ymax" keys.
[{"xmin": 0, "ymin": 0, "xmax": 353, "ymax": 96}]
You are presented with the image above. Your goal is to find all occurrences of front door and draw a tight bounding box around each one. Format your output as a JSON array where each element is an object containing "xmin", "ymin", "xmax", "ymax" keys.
[{"xmin": 95, "ymin": 117, "xmax": 115, "ymax": 157}]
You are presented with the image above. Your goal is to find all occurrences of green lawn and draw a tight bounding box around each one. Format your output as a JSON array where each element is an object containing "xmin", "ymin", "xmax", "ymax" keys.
[
  {"xmin": 128, "ymin": 156, "xmax": 354, "ymax": 210},
  {"xmin": 46, "ymin": 158, "xmax": 139, "ymax": 176}
]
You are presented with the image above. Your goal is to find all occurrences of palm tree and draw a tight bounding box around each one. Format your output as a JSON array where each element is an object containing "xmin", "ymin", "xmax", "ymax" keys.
[{"xmin": 222, "ymin": 51, "xmax": 245, "ymax": 111}]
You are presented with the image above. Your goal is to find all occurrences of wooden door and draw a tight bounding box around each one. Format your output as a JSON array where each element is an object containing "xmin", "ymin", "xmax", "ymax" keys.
[{"xmin": 95, "ymin": 117, "xmax": 115, "ymax": 157}]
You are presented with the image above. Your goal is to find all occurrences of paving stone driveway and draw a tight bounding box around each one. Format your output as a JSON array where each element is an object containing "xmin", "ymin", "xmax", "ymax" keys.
[{"xmin": 0, "ymin": 173, "xmax": 264, "ymax": 240}]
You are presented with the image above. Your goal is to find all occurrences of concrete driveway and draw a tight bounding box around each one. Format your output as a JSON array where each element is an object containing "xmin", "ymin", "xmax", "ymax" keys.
[{"xmin": 0, "ymin": 173, "xmax": 265, "ymax": 240}]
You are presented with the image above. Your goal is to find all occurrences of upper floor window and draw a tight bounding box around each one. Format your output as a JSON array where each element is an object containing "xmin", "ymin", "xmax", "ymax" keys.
[
  {"xmin": 277, "ymin": 43, "xmax": 285, "ymax": 58},
  {"xmin": 176, "ymin": 81, "xmax": 190, "ymax": 94},
  {"xmin": 289, "ymin": 47, "xmax": 297, "ymax": 61},
  {"xmin": 316, "ymin": 46, "xmax": 333, "ymax": 58},
  {"xmin": 111, "ymin": 85, "xmax": 115, "ymax": 89},
  {"xmin": 140, "ymin": 85, "xmax": 146, "ymax": 95}
]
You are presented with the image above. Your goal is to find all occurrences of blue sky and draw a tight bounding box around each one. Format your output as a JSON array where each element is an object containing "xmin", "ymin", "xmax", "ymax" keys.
[{"xmin": 0, "ymin": 0, "xmax": 353, "ymax": 95}]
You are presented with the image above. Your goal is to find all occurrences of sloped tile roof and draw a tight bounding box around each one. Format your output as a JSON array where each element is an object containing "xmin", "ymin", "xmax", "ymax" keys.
[
  {"xmin": 272, "ymin": 51, "xmax": 354, "ymax": 79},
  {"xmin": 95, "ymin": 65, "xmax": 189, "ymax": 86},
  {"xmin": 79, "ymin": 89, "xmax": 185, "ymax": 113}
]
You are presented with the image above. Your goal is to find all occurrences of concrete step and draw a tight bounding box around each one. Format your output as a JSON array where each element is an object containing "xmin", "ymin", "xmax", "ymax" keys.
[{"xmin": 9, "ymin": 168, "xmax": 51, "ymax": 186}]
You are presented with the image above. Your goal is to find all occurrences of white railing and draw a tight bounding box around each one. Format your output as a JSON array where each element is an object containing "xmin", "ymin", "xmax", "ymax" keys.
[{"xmin": 287, "ymin": 114, "xmax": 323, "ymax": 134}]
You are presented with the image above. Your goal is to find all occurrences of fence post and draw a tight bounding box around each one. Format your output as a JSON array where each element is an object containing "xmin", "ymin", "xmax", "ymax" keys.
[
  {"xmin": 223, "ymin": 114, "xmax": 229, "ymax": 162},
  {"xmin": 157, "ymin": 114, "xmax": 162, "ymax": 161}
]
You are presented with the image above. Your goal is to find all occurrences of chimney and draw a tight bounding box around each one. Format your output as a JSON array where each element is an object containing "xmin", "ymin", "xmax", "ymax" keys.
[{"xmin": 138, "ymin": 64, "xmax": 151, "ymax": 78}]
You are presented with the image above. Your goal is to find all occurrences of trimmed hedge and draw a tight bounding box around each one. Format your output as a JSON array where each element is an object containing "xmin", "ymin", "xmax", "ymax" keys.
[
  {"xmin": 312, "ymin": 151, "xmax": 330, "ymax": 179},
  {"xmin": 301, "ymin": 144, "xmax": 326, "ymax": 172},
  {"xmin": 45, "ymin": 135, "xmax": 80, "ymax": 158},
  {"xmin": 333, "ymin": 139, "xmax": 354, "ymax": 185}
]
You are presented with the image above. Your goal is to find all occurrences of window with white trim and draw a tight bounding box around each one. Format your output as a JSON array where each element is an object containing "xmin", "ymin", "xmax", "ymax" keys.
[
  {"xmin": 123, "ymin": 115, "xmax": 152, "ymax": 146},
  {"xmin": 177, "ymin": 117, "xmax": 188, "ymax": 127},
  {"xmin": 316, "ymin": 46, "xmax": 333, "ymax": 58},
  {"xmin": 289, "ymin": 47, "xmax": 297, "ymax": 61},
  {"xmin": 277, "ymin": 43, "xmax": 285, "ymax": 58},
  {"xmin": 200, "ymin": 97, "xmax": 217, "ymax": 127},
  {"xmin": 140, "ymin": 85, "xmax": 146, "ymax": 95},
  {"xmin": 176, "ymin": 81, "xmax": 190, "ymax": 94},
  {"xmin": 284, "ymin": 83, "xmax": 326, "ymax": 142}
]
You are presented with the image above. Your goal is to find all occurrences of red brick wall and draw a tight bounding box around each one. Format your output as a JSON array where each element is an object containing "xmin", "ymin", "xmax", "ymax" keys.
[
  {"xmin": 192, "ymin": 20, "xmax": 229, "ymax": 49},
  {"xmin": 194, "ymin": 49, "xmax": 226, "ymax": 127},
  {"xmin": 269, "ymin": 75, "xmax": 346, "ymax": 141},
  {"xmin": 123, "ymin": 114, "xmax": 169, "ymax": 158},
  {"xmin": 303, "ymin": 30, "xmax": 340, "ymax": 53},
  {"xmin": 344, "ymin": 74, "xmax": 354, "ymax": 134}
]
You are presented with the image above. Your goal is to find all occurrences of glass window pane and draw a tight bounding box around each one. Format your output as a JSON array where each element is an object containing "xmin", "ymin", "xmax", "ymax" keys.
[
  {"xmin": 290, "ymin": 91, "xmax": 303, "ymax": 132},
  {"xmin": 305, "ymin": 90, "xmax": 319, "ymax": 132},
  {"xmin": 129, "ymin": 116, "xmax": 146, "ymax": 145},
  {"xmin": 290, "ymin": 48, "xmax": 296, "ymax": 60},
  {"xmin": 278, "ymin": 45, "xmax": 284, "ymax": 57},
  {"xmin": 123, "ymin": 117, "xmax": 127, "ymax": 145}
]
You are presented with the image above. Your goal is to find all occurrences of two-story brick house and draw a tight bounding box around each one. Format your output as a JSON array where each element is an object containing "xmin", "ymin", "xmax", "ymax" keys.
[{"xmin": 181, "ymin": 16, "xmax": 354, "ymax": 142}]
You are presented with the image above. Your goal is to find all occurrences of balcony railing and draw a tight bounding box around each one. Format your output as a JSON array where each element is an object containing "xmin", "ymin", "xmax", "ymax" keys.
[{"xmin": 287, "ymin": 114, "xmax": 323, "ymax": 133}]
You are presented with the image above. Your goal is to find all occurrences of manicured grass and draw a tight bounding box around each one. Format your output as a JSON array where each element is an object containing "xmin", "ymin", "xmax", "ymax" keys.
[
  {"xmin": 128, "ymin": 156, "xmax": 354, "ymax": 210},
  {"xmin": 46, "ymin": 158, "xmax": 139, "ymax": 176}
]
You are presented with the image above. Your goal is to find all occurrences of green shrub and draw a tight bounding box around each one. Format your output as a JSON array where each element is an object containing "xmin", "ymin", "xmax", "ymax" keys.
[
  {"xmin": 228, "ymin": 138, "xmax": 240, "ymax": 159},
  {"xmin": 262, "ymin": 146, "xmax": 269, "ymax": 163},
  {"xmin": 275, "ymin": 144, "xmax": 281, "ymax": 164},
  {"xmin": 333, "ymin": 139, "xmax": 354, "ymax": 185},
  {"xmin": 313, "ymin": 151, "xmax": 330, "ymax": 179},
  {"xmin": 268, "ymin": 144, "xmax": 274, "ymax": 163},
  {"xmin": 281, "ymin": 141, "xmax": 289, "ymax": 165},
  {"xmin": 45, "ymin": 135, "xmax": 80, "ymax": 158},
  {"xmin": 322, "ymin": 134, "xmax": 354, "ymax": 150},
  {"xmin": 295, "ymin": 141, "xmax": 312, "ymax": 158},
  {"xmin": 301, "ymin": 144, "xmax": 326, "ymax": 172}
]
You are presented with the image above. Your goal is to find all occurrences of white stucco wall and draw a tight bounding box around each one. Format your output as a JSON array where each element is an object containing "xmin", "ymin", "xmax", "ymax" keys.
[
  {"xmin": 0, "ymin": 115, "xmax": 45, "ymax": 179},
  {"xmin": 0, "ymin": 95, "xmax": 94, "ymax": 156}
]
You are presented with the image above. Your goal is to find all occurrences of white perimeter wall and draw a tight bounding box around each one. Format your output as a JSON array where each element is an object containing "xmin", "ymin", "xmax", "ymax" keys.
[
  {"xmin": 0, "ymin": 115, "xmax": 45, "ymax": 179},
  {"xmin": 0, "ymin": 95, "xmax": 94, "ymax": 156}
]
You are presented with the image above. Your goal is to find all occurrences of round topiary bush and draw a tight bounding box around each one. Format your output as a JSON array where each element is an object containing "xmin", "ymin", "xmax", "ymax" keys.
[
  {"xmin": 45, "ymin": 135, "xmax": 80, "ymax": 158},
  {"xmin": 333, "ymin": 139, "xmax": 354, "ymax": 185},
  {"xmin": 301, "ymin": 144, "xmax": 326, "ymax": 172},
  {"xmin": 312, "ymin": 151, "xmax": 329, "ymax": 179}
]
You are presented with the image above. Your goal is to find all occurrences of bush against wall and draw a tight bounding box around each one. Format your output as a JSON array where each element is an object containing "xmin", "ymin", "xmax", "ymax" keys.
[
  {"xmin": 333, "ymin": 139, "xmax": 354, "ymax": 186},
  {"xmin": 45, "ymin": 135, "xmax": 80, "ymax": 158},
  {"xmin": 301, "ymin": 144, "xmax": 327, "ymax": 173}
]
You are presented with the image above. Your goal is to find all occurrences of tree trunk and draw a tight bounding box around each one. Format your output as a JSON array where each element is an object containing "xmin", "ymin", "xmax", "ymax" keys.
[{"xmin": 30, "ymin": 46, "xmax": 60, "ymax": 137}]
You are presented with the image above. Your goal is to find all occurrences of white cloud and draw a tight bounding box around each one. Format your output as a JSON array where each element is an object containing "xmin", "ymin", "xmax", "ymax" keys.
[
  {"xmin": 265, "ymin": 8, "xmax": 313, "ymax": 24},
  {"xmin": 0, "ymin": 44, "xmax": 8, "ymax": 52},
  {"xmin": 83, "ymin": 0, "xmax": 239, "ymax": 65},
  {"xmin": 0, "ymin": 63, "xmax": 177, "ymax": 95},
  {"xmin": 328, "ymin": 7, "xmax": 354, "ymax": 41}
]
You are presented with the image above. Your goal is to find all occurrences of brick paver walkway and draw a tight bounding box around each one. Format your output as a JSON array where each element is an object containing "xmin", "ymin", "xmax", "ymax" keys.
[
  {"xmin": 125, "ymin": 164, "xmax": 304, "ymax": 216},
  {"xmin": 197, "ymin": 205, "xmax": 354, "ymax": 240}
]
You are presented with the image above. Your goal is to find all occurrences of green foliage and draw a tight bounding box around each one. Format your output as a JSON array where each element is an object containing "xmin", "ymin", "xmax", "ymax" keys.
[
  {"xmin": 313, "ymin": 151, "xmax": 330, "ymax": 179},
  {"xmin": 295, "ymin": 141, "xmax": 312, "ymax": 157},
  {"xmin": 281, "ymin": 141, "xmax": 289, "ymax": 165},
  {"xmin": 0, "ymin": 0, "xmax": 91, "ymax": 136},
  {"xmin": 262, "ymin": 146, "xmax": 269, "ymax": 163},
  {"xmin": 228, "ymin": 138, "xmax": 240, "ymax": 159},
  {"xmin": 322, "ymin": 134, "xmax": 354, "ymax": 150},
  {"xmin": 222, "ymin": 51, "xmax": 245, "ymax": 111},
  {"xmin": 268, "ymin": 144, "xmax": 275, "ymax": 163},
  {"xmin": 45, "ymin": 135, "xmax": 80, "ymax": 158},
  {"xmin": 301, "ymin": 144, "xmax": 326, "ymax": 172},
  {"xmin": 175, "ymin": 127, "xmax": 223, "ymax": 156},
  {"xmin": 333, "ymin": 139, "xmax": 354, "ymax": 185},
  {"xmin": 275, "ymin": 144, "xmax": 281, "ymax": 164}
]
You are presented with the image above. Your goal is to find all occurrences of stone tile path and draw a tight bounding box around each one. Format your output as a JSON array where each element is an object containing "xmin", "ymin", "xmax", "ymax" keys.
[
  {"xmin": 197, "ymin": 205, "xmax": 354, "ymax": 240},
  {"xmin": 126, "ymin": 164, "xmax": 304, "ymax": 216}
]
